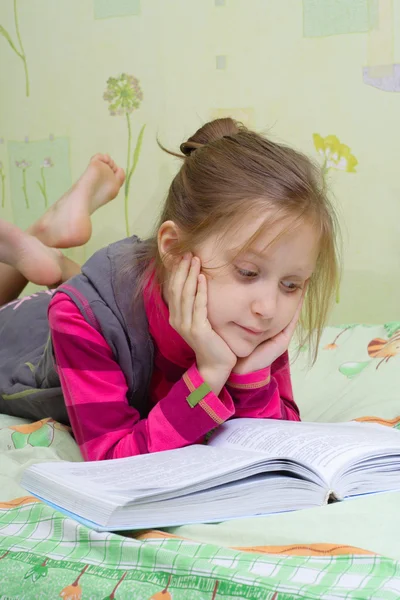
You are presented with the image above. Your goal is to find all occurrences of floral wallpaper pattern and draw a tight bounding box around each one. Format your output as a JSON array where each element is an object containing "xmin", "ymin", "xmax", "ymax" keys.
[
  {"xmin": 0, "ymin": 0, "xmax": 398, "ymax": 324},
  {"xmin": 104, "ymin": 73, "xmax": 145, "ymax": 236}
]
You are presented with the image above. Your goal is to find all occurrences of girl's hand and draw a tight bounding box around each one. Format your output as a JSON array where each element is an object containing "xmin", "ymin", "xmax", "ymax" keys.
[
  {"xmin": 168, "ymin": 253, "xmax": 237, "ymax": 375},
  {"xmin": 232, "ymin": 286, "xmax": 307, "ymax": 375}
]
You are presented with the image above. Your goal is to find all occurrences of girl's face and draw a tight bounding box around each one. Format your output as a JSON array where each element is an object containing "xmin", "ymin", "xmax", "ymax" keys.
[{"xmin": 194, "ymin": 216, "xmax": 320, "ymax": 358}]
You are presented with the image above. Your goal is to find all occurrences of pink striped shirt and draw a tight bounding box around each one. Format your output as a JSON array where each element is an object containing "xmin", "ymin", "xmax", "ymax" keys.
[{"xmin": 48, "ymin": 278, "xmax": 299, "ymax": 461}]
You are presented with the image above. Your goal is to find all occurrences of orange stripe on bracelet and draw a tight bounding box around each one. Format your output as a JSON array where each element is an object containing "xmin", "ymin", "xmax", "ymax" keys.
[
  {"xmin": 227, "ymin": 376, "xmax": 270, "ymax": 390},
  {"xmin": 183, "ymin": 370, "xmax": 195, "ymax": 392},
  {"xmin": 199, "ymin": 399, "xmax": 224, "ymax": 425},
  {"xmin": 183, "ymin": 371, "xmax": 224, "ymax": 424}
]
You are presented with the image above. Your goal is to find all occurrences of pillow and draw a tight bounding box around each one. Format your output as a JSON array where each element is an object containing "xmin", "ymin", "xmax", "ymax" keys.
[
  {"xmin": 290, "ymin": 323, "xmax": 400, "ymax": 423},
  {"xmin": 0, "ymin": 415, "xmax": 82, "ymax": 501}
]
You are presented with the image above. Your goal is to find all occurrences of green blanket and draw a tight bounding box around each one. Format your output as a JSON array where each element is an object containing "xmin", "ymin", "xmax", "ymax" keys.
[{"xmin": 1, "ymin": 499, "xmax": 400, "ymax": 599}]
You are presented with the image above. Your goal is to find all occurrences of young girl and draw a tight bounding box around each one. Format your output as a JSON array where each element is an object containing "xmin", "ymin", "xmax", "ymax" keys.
[{"xmin": 0, "ymin": 118, "xmax": 340, "ymax": 461}]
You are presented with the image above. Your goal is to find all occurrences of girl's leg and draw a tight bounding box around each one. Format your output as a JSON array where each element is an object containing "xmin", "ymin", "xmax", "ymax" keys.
[
  {"xmin": 0, "ymin": 222, "xmax": 63, "ymax": 305},
  {"xmin": 0, "ymin": 153, "xmax": 125, "ymax": 306},
  {"xmin": 0, "ymin": 242, "xmax": 81, "ymax": 306}
]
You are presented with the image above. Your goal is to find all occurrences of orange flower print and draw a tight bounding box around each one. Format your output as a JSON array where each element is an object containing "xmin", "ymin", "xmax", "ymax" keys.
[
  {"xmin": 367, "ymin": 332, "xmax": 400, "ymax": 369},
  {"xmin": 102, "ymin": 571, "xmax": 127, "ymax": 600},
  {"xmin": 324, "ymin": 343, "xmax": 338, "ymax": 350},
  {"xmin": 59, "ymin": 564, "xmax": 88, "ymax": 600},
  {"xmin": 323, "ymin": 326, "xmax": 353, "ymax": 351},
  {"xmin": 149, "ymin": 574, "xmax": 172, "ymax": 599}
]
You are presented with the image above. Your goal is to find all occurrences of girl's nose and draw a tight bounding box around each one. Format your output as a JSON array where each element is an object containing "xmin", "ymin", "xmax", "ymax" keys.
[{"xmin": 251, "ymin": 287, "xmax": 278, "ymax": 320}]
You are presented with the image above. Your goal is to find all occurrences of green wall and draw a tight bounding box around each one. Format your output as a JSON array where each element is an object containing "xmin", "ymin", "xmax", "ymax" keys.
[{"xmin": 1, "ymin": 0, "xmax": 399, "ymax": 324}]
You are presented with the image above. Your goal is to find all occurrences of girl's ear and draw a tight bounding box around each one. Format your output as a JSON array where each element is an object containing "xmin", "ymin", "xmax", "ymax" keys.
[{"xmin": 157, "ymin": 220, "xmax": 182, "ymax": 270}]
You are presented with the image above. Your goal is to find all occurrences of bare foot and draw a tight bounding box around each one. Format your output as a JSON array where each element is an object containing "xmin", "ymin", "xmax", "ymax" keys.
[
  {"xmin": 29, "ymin": 154, "xmax": 125, "ymax": 248},
  {"xmin": 0, "ymin": 220, "xmax": 62, "ymax": 286}
]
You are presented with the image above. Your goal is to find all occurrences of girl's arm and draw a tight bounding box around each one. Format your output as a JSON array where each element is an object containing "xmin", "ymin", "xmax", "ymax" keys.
[
  {"xmin": 48, "ymin": 293, "xmax": 235, "ymax": 461},
  {"xmin": 226, "ymin": 352, "xmax": 300, "ymax": 421}
]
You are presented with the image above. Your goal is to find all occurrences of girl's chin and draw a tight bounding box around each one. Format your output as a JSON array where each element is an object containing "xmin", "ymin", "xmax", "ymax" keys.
[
  {"xmin": 216, "ymin": 326, "xmax": 264, "ymax": 358},
  {"xmin": 224, "ymin": 337, "xmax": 259, "ymax": 359}
]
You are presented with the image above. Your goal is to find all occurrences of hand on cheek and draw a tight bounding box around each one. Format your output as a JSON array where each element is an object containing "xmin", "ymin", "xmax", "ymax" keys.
[
  {"xmin": 167, "ymin": 252, "xmax": 237, "ymax": 373},
  {"xmin": 232, "ymin": 285, "xmax": 307, "ymax": 375}
]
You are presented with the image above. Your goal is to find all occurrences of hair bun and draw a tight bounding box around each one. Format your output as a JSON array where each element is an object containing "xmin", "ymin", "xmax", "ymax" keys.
[
  {"xmin": 181, "ymin": 117, "xmax": 242, "ymax": 157},
  {"xmin": 179, "ymin": 141, "xmax": 205, "ymax": 157}
]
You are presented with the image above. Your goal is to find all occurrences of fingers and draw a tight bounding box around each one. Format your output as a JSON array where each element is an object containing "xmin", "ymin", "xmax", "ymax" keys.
[
  {"xmin": 181, "ymin": 256, "xmax": 200, "ymax": 329},
  {"xmin": 168, "ymin": 253, "xmax": 203, "ymax": 333},
  {"xmin": 192, "ymin": 272, "xmax": 208, "ymax": 329},
  {"xmin": 168, "ymin": 253, "xmax": 191, "ymax": 326}
]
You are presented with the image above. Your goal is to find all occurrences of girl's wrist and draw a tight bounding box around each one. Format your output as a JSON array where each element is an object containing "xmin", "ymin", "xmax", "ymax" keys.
[
  {"xmin": 196, "ymin": 352, "xmax": 236, "ymax": 375},
  {"xmin": 197, "ymin": 365, "xmax": 231, "ymax": 396},
  {"xmin": 232, "ymin": 361, "xmax": 272, "ymax": 375}
]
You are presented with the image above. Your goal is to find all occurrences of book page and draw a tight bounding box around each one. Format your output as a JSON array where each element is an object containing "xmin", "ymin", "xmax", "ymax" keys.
[
  {"xmin": 25, "ymin": 444, "xmax": 266, "ymax": 502},
  {"xmin": 208, "ymin": 419, "xmax": 400, "ymax": 481}
]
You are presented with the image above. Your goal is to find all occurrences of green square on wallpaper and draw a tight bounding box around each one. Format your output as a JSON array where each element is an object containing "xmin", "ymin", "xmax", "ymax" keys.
[
  {"xmin": 303, "ymin": 0, "xmax": 377, "ymax": 37},
  {"xmin": 94, "ymin": 0, "xmax": 141, "ymax": 20},
  {"xmin": 7, "ymin": 138, "xmax": 71, "ymax": 232}
]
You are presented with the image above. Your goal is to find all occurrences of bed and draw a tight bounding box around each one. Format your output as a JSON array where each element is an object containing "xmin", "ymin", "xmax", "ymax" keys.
[{"xmin": 1, "ymin": 322, "xmax": 400, "ymax": 599}]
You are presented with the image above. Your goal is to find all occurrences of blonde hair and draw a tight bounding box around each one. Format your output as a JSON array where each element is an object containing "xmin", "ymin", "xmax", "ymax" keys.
[{"xmin": 128, "ymin": 118, "xmax": 341, "ymax": 363}]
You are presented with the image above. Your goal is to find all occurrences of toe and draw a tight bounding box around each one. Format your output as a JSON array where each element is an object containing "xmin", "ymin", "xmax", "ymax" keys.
[
  {"xmin": 116, "ymin": 168, "xmax": 126, "ymax": 185},
  {"xmin": 92, "ymin": 153, "xmax": 110, "ymax": 164}
]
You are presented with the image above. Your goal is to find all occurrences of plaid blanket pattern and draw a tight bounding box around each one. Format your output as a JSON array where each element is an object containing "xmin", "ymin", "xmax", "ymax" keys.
[{"xmin": 0, "ymin": 499, "xmax": 400, "ymax": 599}]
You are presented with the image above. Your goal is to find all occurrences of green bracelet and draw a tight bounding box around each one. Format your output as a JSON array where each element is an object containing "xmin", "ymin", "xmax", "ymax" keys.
[{"xmin": 186, "ymin": 382, "xmax": 212, "ymax": 408}]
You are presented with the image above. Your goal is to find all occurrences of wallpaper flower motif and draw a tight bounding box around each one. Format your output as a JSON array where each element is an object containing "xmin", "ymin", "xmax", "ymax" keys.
[
  {"xmin": 37, "ymin": 156, "xmax": 54, "ymax": 207},
  {"xmin": 15, "ymin": 159, "xmax": 31, "ymax": 208},
  {"xmin": 313, "ymin": 134, "xmax": 358, "ymax": 174},
  {"xmin": 104, "ymin": 73, "xmax": 146, "ymax": 236},
  {"xmin": 0, "ymin": 0, "xmax": 29, "ymax": 96}
]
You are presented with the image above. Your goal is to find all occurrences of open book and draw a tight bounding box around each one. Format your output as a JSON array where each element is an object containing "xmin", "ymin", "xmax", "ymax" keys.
[{"xmin": 21, "ymin": 419, "xmax": 400, "ymax": 531}]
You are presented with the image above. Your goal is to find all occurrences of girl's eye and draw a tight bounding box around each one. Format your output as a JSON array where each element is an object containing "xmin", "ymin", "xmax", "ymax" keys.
[
  {"xmin": 281, "ymin": 280, "xmax": 301, "ymax": 292},
  {"xmin": 235, "ymin": 267, "xmax": 258, "ymax": 279}
]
